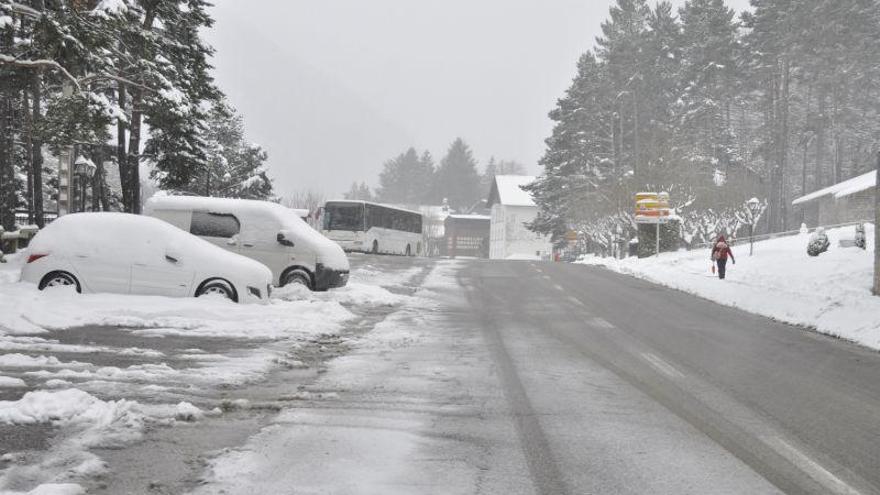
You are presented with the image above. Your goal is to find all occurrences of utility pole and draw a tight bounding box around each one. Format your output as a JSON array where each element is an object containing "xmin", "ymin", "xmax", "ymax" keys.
[{"xmin": 873, "ymin": 151, "xmax": 880, "ymax": 295}]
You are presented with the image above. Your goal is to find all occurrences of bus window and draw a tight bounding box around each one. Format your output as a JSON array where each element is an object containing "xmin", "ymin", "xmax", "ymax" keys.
[{"xmin": 325, "ymin": 203, "xmax": 365, "ymax": 231}]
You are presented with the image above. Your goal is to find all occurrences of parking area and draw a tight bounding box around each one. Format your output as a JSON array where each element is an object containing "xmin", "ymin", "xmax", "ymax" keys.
[{"xmin": 0, "ymin": 252, "xmax": 434, "ymax": 494}]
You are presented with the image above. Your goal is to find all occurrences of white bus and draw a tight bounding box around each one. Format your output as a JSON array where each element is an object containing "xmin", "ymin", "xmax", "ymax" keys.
[{"xmin": 323, "ymin": 200, "xmax": 423, "ymax": 256}]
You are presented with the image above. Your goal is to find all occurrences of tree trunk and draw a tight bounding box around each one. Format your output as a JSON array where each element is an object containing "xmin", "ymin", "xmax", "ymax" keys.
[
  {"xmin": 767, "ymin": 76, "xmax": 781, "ymax": 232},
  {"xmin": 91, "ymin": 147, "xmax": 105, "ymax": 211},
  {"xmin": 778, "ymin": 59, "xmax": 790, "ymax": 231},
  {"xmin": 815, "ymin": 89, "xmax": 827, "ymax": 190},
  {"xmin": 0, "ymin": 27, "xmax": 14, "ymax": 230},
  {"xmin": 122, "ymin": 4, "xmax": 158, "ymax": 215},
  {"xmin": 22, "ymin": 89, "xmax": 33, "ymax": 224},
  {"xmin": 126, "ymin": 87, "xmax": 143, "ymax": 214},
  {"xmin": 0, "ymin": 92, "xmax": 14, "ymax": 230},
  {"xmin": 30, "ymin": 73, "xmax": 44, "ymax": 227},
  {"xmin": 633, "ymin": 91, "xmax": 640, "ymax": 184},
  {"xmin": 116, "ymin": 84, "xmax": 130, "ymax": 211}
]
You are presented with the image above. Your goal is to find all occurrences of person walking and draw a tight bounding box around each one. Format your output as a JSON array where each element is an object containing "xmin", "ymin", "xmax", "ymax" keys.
[{"xmin": 711, "ymin": 235, "xmax": 735, "ymax": 280}]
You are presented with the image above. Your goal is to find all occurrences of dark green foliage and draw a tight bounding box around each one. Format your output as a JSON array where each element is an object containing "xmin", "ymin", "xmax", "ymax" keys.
[
  {"xmin": 433, "ymin": 138, "xmax": 482, "ymax": 211},
  {"xmin": 376, "ymin": 147, "xmax": 434, "ymax": 205},
  {"xmin": 162, "ymin": 99, "xmax": 272, "ymax": 200},
  {"xmin": 529, "ymin": 0, "xmax": 880, "ymax": 254}
]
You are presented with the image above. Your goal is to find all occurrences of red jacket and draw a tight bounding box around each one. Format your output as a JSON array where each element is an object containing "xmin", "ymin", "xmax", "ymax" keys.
[{"xmin": 712, "ymin": 237, "xmax": 735, "ymax": 262}]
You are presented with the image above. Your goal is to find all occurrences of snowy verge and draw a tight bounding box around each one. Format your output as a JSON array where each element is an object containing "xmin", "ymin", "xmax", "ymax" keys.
[
  {"xmin": 578, "ymin": 224, "xmax": 880, "ymax": 350},
  {"xmin": 190, "ymin": 261, "xmax": 469, "ymax": 495}
]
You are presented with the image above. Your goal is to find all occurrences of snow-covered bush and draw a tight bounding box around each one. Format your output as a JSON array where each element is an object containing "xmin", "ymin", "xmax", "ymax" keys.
[
  {"xmin": 855, "ymin": 224, "xmax": 867, "ymax": 250},
  {"xmin": 807, "ymin": 227, "xmax": 830, "ymax": 257}
]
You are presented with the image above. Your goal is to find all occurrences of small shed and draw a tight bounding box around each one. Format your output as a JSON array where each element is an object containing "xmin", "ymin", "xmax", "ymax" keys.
[
  {"xmin": 443, "ymin": 214, "xmax": 490, "ymax": 258},
  {"xmin": 792, "ymin": 171, "xmax": 875, "ymax": 225},
  {"xmin": 486, "ymin": 175, "xmax": 553, "ymax": 260}
]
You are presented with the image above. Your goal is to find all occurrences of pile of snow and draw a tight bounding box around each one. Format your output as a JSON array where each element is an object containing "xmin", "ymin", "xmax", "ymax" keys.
[
  {"xmin": 579, "ymin": 225, "xmax": 880, "ymax": 350},
  {"xmin": 0, "ymin": 389, "xmax": 214, "ymax": 494},
  {"xmin": 0, "ymin": 246, "xmax": 350, "ymax": 338},
  {"xmin": 190, "ymin": 262, "xmax": 462, "ymax": 495},
  {"xmin": 347, "ymin": 263, "xmax": 422, "ymax": 288}
]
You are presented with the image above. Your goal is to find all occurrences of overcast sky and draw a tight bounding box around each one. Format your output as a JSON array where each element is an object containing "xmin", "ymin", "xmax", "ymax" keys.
[{"xmin": 205, "ymin": 0, "xmax": 753, "ymax": 199}]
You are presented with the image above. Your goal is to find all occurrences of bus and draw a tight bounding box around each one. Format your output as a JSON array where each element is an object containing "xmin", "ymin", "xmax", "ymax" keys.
[{"xmin": 323, "ymin": 200, "xmax": 423, "ymax": 256}]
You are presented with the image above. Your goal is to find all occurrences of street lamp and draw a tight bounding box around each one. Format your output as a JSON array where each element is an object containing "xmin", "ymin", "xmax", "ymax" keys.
[{"xmin": 74, "ymin": 156, "xmax": 96, "ymax": 213}]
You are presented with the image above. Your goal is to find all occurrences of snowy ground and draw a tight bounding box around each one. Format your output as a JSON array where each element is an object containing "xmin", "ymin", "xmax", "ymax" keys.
[
  {"xmin": 189, "ymin": 260, "xmax": 487, "ymax": 495},
  {"xmin": 0, "ymin": 252, "xmax": 428, "ymax": 494},
  {"xmin": 578, "ymin": 224, "xmax": 880, "ymax": 350}
]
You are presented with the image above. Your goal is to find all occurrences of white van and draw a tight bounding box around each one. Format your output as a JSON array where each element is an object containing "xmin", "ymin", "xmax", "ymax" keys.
[{"xmin": 145, "ymin": 196, "xmax": 349, "ymax": 291}]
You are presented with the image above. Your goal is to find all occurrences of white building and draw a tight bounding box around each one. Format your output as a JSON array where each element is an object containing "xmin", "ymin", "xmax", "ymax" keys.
[{"xmin": 487, "ymin": 175, "xmax": 553, "ymax": 260}]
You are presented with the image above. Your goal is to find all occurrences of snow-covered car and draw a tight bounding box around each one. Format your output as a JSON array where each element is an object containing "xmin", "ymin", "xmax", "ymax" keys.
[
  {"xmin": 145, "ymin": 195, "xmax": 349, "ymax": 291},
  {"xmin": 20, "ymin": 212, "xmax": 273, "ymax": 303}
]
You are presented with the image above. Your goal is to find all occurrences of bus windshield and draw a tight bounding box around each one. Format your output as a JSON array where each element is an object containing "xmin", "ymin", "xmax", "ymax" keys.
[{"xmin": 324, "ymin": 203, "xmax": 364, "ymax": 231}]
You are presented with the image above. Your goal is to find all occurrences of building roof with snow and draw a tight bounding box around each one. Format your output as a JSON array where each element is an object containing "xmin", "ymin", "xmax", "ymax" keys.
[
  {"xmin": 487, "ymin": 175, "xmax": 538, "ymax": 207},
  {"xmin": 792, "ymin": 170, "xmax": 876, "ymax": 206}
]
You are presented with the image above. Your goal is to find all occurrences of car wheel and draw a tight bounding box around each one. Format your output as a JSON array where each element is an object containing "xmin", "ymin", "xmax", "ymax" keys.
[
  {"xmin": 282, "ymin": 269, "xmax": 313, "ymax": 290},
  {"xmin": 196, "ymin": 279, "xmax": 237, "ymax": 302},
  {"xmin": 38, "ymin": 271, "xmax": 81, "ymax": 293},
  {"xmin": 371, "ymin": 240, "xmax": 379, "ymax": 254}
]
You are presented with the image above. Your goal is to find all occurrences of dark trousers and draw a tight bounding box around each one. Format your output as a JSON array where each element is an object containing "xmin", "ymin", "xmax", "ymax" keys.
[{"xmin": 717, "ymin": 258, "xmax": 727, "ymax": 279}]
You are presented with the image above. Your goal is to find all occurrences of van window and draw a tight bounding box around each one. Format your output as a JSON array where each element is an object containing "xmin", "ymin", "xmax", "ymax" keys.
[{"xmin": 191, "ymin": 211, "xmax": 240, "ymax": 238}]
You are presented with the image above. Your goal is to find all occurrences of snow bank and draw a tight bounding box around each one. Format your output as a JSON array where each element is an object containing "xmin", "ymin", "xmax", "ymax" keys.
[
  {"xmin": 0, "ymin": 375, "xmax": 26, "ymax": 388},
  {"xmin": 0, "ymin": 274, "xmax": 353, "ymax": 340},
  {"xmin": 190, "ymin": 262, "xmax": 462, "ymax": 495},
  {"xmin": 579, "ymin": 225, "xmax": 880, "ymax": 350},
  {"xmin": 0, "ymin": 388, "xmax": 213, "ymax": 494}
]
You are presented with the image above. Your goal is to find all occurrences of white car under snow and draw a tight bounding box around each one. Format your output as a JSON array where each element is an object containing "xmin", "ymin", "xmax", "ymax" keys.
[
  {"xmin": 20, "ymin": 212, "xmax": 273, "ymax": 303},
  {"xmin": 145, "ymin": 195, "xmax": 349, "ymax": 291}
]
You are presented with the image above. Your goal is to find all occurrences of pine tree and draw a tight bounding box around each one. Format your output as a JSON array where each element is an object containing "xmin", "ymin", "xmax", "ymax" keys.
[
  {"xmin": 168, "ymin": 99, "xmax": 271, "ymax": 199},
  {"xmin": 433, "ymin": 138, "xmax": 481, "ymax": 211},
  {"xmin": 376, "ymin": 147, "xmax": 434, "ymax": 205},
  {"xmin": 344, "ymin": 181, "xmax": 373, "ymax": 201},
  {"xmin": 526, "ymin": 51, "xmax": 618, "ymax": 240},
  {"xmin": 101, "ymin": 0, "xmax": 221, "ymax": 213}
]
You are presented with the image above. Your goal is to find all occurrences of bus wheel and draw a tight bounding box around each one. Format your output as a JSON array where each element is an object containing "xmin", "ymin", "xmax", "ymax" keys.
[
  {"xmin": 372, "ymin": 240, "xmax": 379, "ymax": 254},
  {"xmin": 405, "ymin": 244, "xmax": 412, "ymax": 256}
]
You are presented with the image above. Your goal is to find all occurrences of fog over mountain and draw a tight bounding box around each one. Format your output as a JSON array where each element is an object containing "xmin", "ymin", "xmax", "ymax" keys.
[{"xmin": 207, "ymin": 0, "xmax": 753, "ymax": 198}]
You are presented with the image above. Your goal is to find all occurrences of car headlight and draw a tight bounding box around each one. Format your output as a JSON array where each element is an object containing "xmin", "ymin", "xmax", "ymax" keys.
[{"xmin": 247, "ymin": 286, "xmax": 262, "ymax": 299}]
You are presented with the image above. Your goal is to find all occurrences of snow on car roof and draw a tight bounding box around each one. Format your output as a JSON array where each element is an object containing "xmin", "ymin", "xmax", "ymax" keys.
[
  {"xmin": 29, "ymin": 213, "xmax": 267, "ymax": 274},
  {"xmin": 488, "ymin": 175, "xmax": 537, "ymax": 207},
  {"xmin": 147, "ymin": 194, "xmax": 295, "ymax": 217},
  {"xmin": 792, "ymin": 170, "xmax": 876, "ymax": 206}
]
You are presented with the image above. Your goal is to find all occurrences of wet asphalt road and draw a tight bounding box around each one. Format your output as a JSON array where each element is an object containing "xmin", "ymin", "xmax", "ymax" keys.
[
  {"xmin": 4, "ymin": 254, "xmax": 880, "ymax": 494},
  {"xmin": 459, "ymin": 259, "xmax": 880, "ymax": 495}
]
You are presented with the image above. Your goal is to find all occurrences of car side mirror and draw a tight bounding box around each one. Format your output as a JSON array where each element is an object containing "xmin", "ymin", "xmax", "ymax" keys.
[
  {"xmin": 277, "ymin": 231, "xmax": 295, "ymax": 247},
  {"xmin": 227, "ymin": 234, "xmax": 239, "ymax": 246}
]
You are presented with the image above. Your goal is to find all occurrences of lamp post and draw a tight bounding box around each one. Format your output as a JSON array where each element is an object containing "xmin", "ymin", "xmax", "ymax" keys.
[{"xmin": 74, "ymin": 156, "xmax": 97, "ymax": 213}]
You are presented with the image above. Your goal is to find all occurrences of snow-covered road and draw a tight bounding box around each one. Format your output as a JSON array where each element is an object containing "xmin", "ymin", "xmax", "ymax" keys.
[
  {"xmin": 5, "ymin": 252, "xmax": 880, "ymax": 494},
  {"xmin": 0, "ymin": 253, "xmax": 430, "ymax": 494}
]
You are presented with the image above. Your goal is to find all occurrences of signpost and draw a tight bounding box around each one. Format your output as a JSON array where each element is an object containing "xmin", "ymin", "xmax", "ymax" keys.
[{"xmin": 635, "ymin": 192, "xmax": 671, "ymax": 257}]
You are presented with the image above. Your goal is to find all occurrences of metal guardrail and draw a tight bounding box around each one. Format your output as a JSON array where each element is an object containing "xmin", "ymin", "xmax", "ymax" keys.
[{"xmin": 688, "ymin": 219, "xmax": 872, "ymax": 251}]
